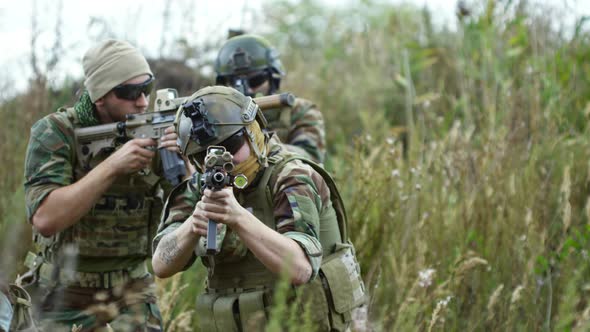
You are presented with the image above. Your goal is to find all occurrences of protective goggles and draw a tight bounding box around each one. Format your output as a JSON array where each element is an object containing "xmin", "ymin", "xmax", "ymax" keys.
[
  {"xmin": 194, "ymin": 128, "xmax": 247, "ymax": 164},
  {"xmin": 112, "ymin": 75, "xmax": 155, "ymax": 101}
]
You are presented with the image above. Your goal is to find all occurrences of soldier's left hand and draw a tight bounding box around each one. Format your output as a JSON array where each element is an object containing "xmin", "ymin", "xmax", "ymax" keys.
[
  {"xmin": 158, "ymin": 125, "xmax": 180, "ymax": 153},
  {"xmin": 199, "ymin": 187, "xmax": 248, "ymax": 228}
]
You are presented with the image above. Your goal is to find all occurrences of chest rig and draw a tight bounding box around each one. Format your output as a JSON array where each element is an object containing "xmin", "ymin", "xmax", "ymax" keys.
[
  {"xmin": 202, "ymin": 148, "xmax": 344, "ymax": 288},
  {"xmin": 32, "ymin": 108, "xmax": 163, "ymax": 263}
]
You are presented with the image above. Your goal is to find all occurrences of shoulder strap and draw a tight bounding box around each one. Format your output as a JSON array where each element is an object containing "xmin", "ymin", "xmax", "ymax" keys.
[{"xmin": 270, "ymin": 154, "xmax": 348, "ymax": 241}]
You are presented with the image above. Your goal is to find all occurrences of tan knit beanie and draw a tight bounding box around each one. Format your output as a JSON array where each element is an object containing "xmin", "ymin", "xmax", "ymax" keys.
[{"xmin": 83, "ymin": 39, "xmax": 153, "ymax": 102}]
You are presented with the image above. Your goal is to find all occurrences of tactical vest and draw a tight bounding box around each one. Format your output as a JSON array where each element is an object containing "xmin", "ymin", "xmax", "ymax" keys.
[
  {"xmin": 32, "ymin": 108, "xmax": 163, "ymax": 266},
  {"xmin": 195, "ymin": 149, "xmax": 365, "ymax": 332}
]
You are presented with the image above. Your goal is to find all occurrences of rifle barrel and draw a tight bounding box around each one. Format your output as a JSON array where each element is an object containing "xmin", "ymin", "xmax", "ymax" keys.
[{"xmin": 253, "ymin": 93, "xmax": 295, "ymax": 110}]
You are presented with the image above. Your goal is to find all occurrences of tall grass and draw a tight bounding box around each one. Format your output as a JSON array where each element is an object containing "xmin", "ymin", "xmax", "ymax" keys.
[
  {"xmin": 262, "ymin": 0, "xmax": 590, "ymax": 330},
  {"xmin": 2, "ymin": 0, "xmax": 590, "ymax": 330}
]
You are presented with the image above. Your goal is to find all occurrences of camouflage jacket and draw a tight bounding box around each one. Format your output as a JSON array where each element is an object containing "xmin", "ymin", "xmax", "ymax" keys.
[
  {"xmin": 263, "ymin": 97, "xmax": 326, "ymax": 164},
  {"xmin": 153, "ymin": 143, "xmax": 339, "ymax": 280},
  {"xmin": 24, "ymin": 106, "xmax": 167, "ymax": 272}
]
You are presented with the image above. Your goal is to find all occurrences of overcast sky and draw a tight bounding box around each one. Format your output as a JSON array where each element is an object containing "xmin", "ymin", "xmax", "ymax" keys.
[
  {"xmin": 0, "ymin": 0, "xmax": 264, "ymax": 93},
  {"xmin": 0, "ymin": 0, "xmax": 589, "ymax": 96}
]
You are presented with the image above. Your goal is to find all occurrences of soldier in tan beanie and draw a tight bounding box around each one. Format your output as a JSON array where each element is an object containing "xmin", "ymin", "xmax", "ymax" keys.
[{"xmin": 19, "ymin": 39, "xmax": 180, "ymax": 331}]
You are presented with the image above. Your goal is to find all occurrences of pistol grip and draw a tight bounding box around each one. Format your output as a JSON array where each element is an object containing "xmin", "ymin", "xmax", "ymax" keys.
[{"xmin": 160, "ymin": 148, "xmax": 186, "ymax": 185}]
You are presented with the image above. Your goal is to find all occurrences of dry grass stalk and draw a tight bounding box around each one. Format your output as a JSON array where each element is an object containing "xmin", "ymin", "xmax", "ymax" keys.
[
  {"xmin": 455, "ymin": 257, "xmax": 488, "ymax": 278},
  {"xmin": 167, "ymin": 310, "xmax": 195, "ymax": 332},
  {"xmin": 427, "ymin": 296, "xmax": 452, "ymax": 332},
  {"xmin": 156, "ymin": 274, "xmax": 189, "ymax": 325},
  {"xmin": 510, "ymin": 285, "xmax": 524, "ymax": 306},
  {"xmin": 427, "ymin": 301, "xmax": 444, "ymax": 332},
  {"xmin": 486, "ymin": 284, "xmax": 504, "ymax": 322}
]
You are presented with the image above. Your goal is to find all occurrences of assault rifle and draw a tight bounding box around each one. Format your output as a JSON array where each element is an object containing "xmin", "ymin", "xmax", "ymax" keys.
[
  {"xmin": 74, "ymin": 89, "xmax": 295, "ymax": 185},
  {"xmin": 200, "ymin": 146, "xmax": 248, "ymax": 255},
  {"xmin": 232, "ymin": 78, "xmax": 296, "ymax": 109}
]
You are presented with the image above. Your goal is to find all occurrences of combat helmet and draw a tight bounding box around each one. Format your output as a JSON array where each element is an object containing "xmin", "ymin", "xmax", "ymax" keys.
[
  {"xmin": 214, "ymin": 34, "xmax": 285, "ymax": 96},
  {"xmin": 175, "ymin": 85, "xmax": 268, "ymax": 165}
]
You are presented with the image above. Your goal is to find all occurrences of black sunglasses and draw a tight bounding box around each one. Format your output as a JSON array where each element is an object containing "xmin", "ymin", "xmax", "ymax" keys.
[
  {"xmin": 218, "ymin": 71, "xmax": 268, "ymax": 90},
  {"xmin": 112, "ymin": 76, "xmax": 155, "ymax": 101},
  {"xmin": 245, "ymin": 72, "xmax": 268, "ymax": 88},
  {"xmin": 194, "ymin": 129, "xmax": 247, "ymax": 165}
]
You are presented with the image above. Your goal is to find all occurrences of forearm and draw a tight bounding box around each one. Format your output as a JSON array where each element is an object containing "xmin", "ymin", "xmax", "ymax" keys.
[
  {"xmin": 233, "ymin": 213, "xmax": 312, "ymax": 285},
  {"xmin": 152, "ymin": 221, "xmax": 200, "ymax": 278},
  {"xmin": 31, "ymin": 161, "xmax": 118, "ymax": 236}
]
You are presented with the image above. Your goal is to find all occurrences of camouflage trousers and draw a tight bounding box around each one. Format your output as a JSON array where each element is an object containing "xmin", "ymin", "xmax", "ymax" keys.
[{"xmin": 29, "ymin": 277, "xmax": 162, "ymax": 332}]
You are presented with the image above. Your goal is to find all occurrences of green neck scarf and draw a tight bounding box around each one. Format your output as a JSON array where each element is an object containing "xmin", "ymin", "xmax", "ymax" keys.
[{"xmin": 74, "ymin": 90, "xmax": 100, "ymax": 127}]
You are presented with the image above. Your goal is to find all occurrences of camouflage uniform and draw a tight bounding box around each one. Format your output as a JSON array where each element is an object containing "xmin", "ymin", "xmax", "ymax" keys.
[
  {"xmin": 23, "ymin": 92, "xmax": 163, "ymax": 331},
  {"xmin": 154, "ymin": 141, "xmax": 364, "ymax": 331},
  {"xmin": 215, "ymin": 34, "xmax": 327, "ymax": 164},
  {"xmin": 263, "ymin": 97, "xmax": 325, "ymax": 164},
  {"xmin": 154, "ymin": 142, "xmax": 328, "ymax": 274}
]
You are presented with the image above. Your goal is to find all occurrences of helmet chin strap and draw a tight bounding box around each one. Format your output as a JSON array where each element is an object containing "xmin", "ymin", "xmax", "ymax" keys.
[
  {"xmin": 232, "ymin": 121, "xmax": 268, "ymax": 186},
  {"xmin": 244, "ymin": 121, "xmax": 268, "ymax": 167}
]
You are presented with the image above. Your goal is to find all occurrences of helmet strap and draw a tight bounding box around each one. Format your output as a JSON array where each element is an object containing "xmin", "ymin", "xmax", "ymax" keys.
[
  {"xmin": 245, "ymin": 121, "xmax": 268, "ymax": 167},
  {"xmin": 232, "ymin": 121, "xmax": 268, "ymax": 187}
]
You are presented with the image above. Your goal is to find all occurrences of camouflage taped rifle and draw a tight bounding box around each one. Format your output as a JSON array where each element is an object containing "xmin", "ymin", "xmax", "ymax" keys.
[
  {"xmin": 200, "ymin": 146, "xmax": 248, "ymax": 255},
  {"xmin": 74, "ymin": 89, "xmax": 295, "ymax": 185}
]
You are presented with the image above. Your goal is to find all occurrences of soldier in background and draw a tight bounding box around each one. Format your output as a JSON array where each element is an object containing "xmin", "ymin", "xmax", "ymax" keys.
[
  {"xmin": 21, "ymin": 39, "xmax": 181, "ymax": 331},
  {"xmin": 214, "ymin": 34, "xmax": 327, "ymax": 164}
]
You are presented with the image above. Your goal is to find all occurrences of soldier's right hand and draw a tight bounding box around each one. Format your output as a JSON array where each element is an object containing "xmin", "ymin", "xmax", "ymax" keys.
[
  {"xmin": 189, "ymin": 201, "xmax": 221, "ymax": 236},
  {"xmin": 104, "ymin": 138, "xmax": 156, "ymax": 175}
]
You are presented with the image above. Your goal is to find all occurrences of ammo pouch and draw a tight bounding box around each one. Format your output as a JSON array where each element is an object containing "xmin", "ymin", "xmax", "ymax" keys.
[
  {"xmin": 298, "ymin": 242, "xmax": 366, "ymax": 332},
  {"xmin": 196, "ymin": 288, "xmax": 270, "ymax": 332}
]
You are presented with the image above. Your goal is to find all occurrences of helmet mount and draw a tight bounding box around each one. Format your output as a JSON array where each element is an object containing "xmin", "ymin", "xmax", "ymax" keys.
[{"xmin": 181, "ymin": 99, "xmax": 216, "ymax": 146}]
